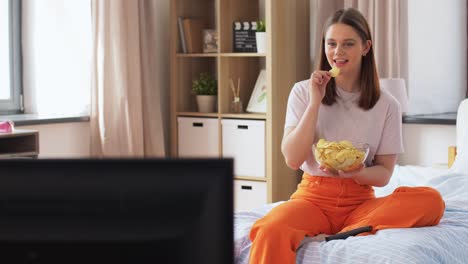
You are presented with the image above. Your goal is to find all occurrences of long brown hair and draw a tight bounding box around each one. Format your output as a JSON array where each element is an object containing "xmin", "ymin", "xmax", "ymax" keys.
[{"xmin": 317, "ymin": 8, "xmax": 380, "ymax": 110}]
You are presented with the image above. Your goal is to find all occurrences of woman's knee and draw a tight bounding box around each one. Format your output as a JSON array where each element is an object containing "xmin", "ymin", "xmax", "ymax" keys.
[
  {"xmin": 250, "ymin": 218, "xmax": 286, "ymax": 241},
  {"xmin": 424, "ymin": 187, "xmax": 445, "ymax": 214},
  {"xmin": 394, "ymin": 186, "xmax": 445, "ymax": 224},
  {"xmin": 415, "ymin": 187, "xmax": 445, "ymax": 224}
]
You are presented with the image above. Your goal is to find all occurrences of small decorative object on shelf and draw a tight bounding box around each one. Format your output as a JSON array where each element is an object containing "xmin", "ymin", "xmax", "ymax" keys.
[
  {"xmin": 192, "ymin": 72, "xmax": 217, "ymax": 113},
  {"xmin": 247, "ymin": 70, "xmax": 267, "ymax": 113},
  {"xmin": 203, "ymin": 29, "xmax": 218, "ymax": 53},
  {"xmin": 256, "ymin": 20, "xmax": 266, "ymax": 53},
  {"xmin": 230, "ymin": 78, "xmax": 243, "ymax": 113},
  {"xmin": 233, "ymin": 21, "xmax": 257, "ymax": 52},
  {"xmin": 0, "ymin": 120, "xmax": 14, "ymax": 133}
]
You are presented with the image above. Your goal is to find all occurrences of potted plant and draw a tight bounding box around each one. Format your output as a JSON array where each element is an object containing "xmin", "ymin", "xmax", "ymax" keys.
[
  {"xmin": 256, "ymin": 20, "xmax": 266, "ymax": 53},
  {"xmin": 192, "ymin": 72, "xmax": 217, "ymax": 113}
]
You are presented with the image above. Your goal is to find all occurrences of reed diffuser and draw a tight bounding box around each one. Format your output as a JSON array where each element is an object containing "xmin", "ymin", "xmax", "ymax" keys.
[{"xmin": 229, "ymin": 77, "xmax": 243, "ymax": 113}]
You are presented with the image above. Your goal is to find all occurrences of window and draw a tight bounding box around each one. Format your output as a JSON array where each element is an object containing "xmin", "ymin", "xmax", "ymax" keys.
[
  {"xmin": 1, "ymin": 1, "xmax": 91, "ymax": 116},
  {"xmin": 406, "ymin": 0, "xmax": 467, "ymax": 115},
  {"xmin": 22, "ymin": 0, "xmax": 91, "ymax": 115},
  {"xmin": 0, "ymin": 0, "xmax": 22, "ymax": 114}
]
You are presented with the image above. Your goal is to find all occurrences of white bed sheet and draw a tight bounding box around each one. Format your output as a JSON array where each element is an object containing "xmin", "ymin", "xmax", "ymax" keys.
[{"xmin": 234, "ymin": 165, "xmax": 468, "ymax": 264}]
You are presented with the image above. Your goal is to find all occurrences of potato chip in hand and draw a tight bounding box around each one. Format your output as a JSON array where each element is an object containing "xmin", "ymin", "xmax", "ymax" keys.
[{"xmin": 329, "ymin": 66, "xmax": 340, "ymax": 78}]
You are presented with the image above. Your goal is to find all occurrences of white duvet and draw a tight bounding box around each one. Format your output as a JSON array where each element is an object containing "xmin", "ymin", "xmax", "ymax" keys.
[{"xmin": 234, "ymin": 165, "xmax": 468, "ymax": 264}]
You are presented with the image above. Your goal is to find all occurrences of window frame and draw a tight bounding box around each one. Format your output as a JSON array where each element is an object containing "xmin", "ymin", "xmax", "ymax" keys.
[{"xmin": 0, "ymin": 0, "xmax": 23, "ymax": 114}]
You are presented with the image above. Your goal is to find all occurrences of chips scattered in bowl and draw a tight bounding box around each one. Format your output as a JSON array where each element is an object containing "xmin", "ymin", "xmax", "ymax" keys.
[{"xmin": 313, "ymin": 139, "xmax": 368, "ymax": 173}]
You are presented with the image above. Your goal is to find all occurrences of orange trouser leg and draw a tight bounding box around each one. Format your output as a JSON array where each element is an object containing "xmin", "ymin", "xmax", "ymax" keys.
[
  {"xmin": 341, "ymin": 186, "xmax": 445, "ymax": 234},
  {"xmin": 248, "ymin": 199, "xmax": 332, "ymax": 264}
]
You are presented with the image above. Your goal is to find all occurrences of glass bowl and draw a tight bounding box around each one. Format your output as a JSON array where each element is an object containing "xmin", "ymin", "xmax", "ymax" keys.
[{"xmin": 312, "ymin": 140, "xmax": 369, "ymax": 173}]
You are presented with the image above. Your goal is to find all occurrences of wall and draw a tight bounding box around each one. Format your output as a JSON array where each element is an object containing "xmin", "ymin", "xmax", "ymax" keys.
[
  {"xmin": 398, "ymin": 123, "xmax": 456, "ymax": 167},
  {"xmin": 19, "ymin": 122, "xmax": 90, "ymax": 158},
  {"xmin": 407, "ymin": 0, "xmax": 466, "ymax": 115}
]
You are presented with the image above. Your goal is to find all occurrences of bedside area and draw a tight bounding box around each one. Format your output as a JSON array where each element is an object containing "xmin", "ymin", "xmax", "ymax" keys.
[{"xmin": 400, "ymin": 112, "xmax": 457, "ymax": 167}]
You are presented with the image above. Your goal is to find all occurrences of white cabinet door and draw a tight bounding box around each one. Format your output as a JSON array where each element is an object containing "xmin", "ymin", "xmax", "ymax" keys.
[{"xmin": 234, "ymin": 180, "xmax": 267, "ymax": 213}]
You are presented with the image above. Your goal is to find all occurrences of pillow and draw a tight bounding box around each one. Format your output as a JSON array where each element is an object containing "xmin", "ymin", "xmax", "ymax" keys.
[
  {"xmin": 374, "ymin": 165, "xmax": 448, "ymax": 197},
  {"xmin": 450, "ymin": 99, "xmax": 468, "ymax": 174}
]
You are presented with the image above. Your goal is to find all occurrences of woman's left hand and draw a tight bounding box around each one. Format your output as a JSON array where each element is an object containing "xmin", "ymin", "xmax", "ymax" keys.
[{"xmin": 319, "ymin": 164, "xmax": 364, "ymax": 179}]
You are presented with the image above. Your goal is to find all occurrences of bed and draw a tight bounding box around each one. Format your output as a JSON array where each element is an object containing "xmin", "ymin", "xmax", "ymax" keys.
[{"xmin": 234, "ymin": 99, "xmax": 468, "ymax": 264}]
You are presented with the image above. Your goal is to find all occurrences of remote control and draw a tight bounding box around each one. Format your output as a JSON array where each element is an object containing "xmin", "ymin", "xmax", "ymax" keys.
[{"xmin": 325, "ymin": 226, "xmax": 373, "ymax": 242}]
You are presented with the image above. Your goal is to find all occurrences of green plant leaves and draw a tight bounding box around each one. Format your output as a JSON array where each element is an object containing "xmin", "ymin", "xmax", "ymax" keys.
[
  {"xmin": 192, "ymin": 72, "xmax": 217, "ymax": 95},
  {"xmin": 257, "ymin": 20, "xmax": 266, "ymax": 32}
]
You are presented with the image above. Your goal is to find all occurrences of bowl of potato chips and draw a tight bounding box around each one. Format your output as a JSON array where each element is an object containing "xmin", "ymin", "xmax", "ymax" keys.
[{"xmin": 313, "ymin": 139, "xmax": 369, "ymax": 173}]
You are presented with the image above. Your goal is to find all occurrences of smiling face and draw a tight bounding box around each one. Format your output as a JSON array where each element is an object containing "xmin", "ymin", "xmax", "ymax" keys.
[{"xmin": 325, "ymin": 23, "xmax": 371, "ymax": 78}]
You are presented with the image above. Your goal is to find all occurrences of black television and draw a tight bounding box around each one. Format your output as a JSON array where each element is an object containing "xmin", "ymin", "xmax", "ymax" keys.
[{"xmin": 0, "ymin": 158, "xmax": 233, "ymax": 264}]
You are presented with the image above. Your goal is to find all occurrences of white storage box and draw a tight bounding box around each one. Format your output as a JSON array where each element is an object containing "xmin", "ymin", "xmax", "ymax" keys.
[
  {"xmin": 234, "ymin": 180, "xmax": 267, "ymax": 213},
  {"xmin": 178, "ymin": 117, "xmax": 219, "ymax": 157},
  {"xmin": 221, "ymin": 119, "xmax": 265, "ymax": 178}
]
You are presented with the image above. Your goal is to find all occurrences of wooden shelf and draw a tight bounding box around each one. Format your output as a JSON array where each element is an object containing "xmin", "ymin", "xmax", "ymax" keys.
[
  {"xmin": 176, "ymin": 53, "xmax": 218, "ymax": 58},
  {"xmin": 177, "ymin": 112, "xmax": 266, "ymax": 120},
  {"xmin": 0, "ymin": 129, "xmax": 39, "ymax": 158},
  {"xmin": 177, "ymin": 112, "xmax": 218, "ymax": 118},
  {"xmin": 170, "ymin": 0, "xmax": 311, "ymax": 204},
  {"xmin": 220, "ymin": 53, "xmax": 266, "ymax": 57},
  {"xmin": 176, "ymin": 53, "xmax": 266, "ymax": 58},
  {"xmin": 0, "ymin": 152, "xmax": 38, "ymax": 159},
  {"xmin": 234, "ymin": 176, "xmax": 267, "ymax": 182},
  {"xmin": 221, "ymin": 113, "xmax": 266, "ymax": 120}
]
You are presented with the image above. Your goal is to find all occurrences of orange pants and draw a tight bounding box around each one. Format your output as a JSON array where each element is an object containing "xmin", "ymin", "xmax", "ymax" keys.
[{"xmin": 249, "ymin": 174, "xmax": 445, "ymax": 264}]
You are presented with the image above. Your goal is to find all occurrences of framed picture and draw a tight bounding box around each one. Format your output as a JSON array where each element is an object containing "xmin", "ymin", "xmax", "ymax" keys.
[
  {"xmin": 247, "ymin": 70, "xmax": 267, "ymax": 113},
  {"xmin": 203, "ymin": 29, "xmax": 218, "ymax": 53}
]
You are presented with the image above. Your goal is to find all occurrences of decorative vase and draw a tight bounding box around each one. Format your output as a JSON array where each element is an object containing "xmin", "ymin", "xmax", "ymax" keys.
[
  {"xmin": 230, "ymin": 97, "xmax": 243, "ymax": 113},
  {"xmin": 196, "ymin": 95, "xmax": 217, "ymax": 113},
  {"xmin": 255, "ymin": 32, "xmax": 267, "ymax": 53}
]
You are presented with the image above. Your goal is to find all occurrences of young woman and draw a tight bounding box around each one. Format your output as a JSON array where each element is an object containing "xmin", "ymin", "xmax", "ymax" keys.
[{"xmin": 248, "ymin": 8, "xmax": 445, "ymax": 264}]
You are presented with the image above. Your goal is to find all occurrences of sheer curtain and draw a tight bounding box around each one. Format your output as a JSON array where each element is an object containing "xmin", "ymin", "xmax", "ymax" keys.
[
  {"xmin": 90, "ymin": 0, "xmax": 167, "ymax": 157},
  {"xmin": 344, "ymin": 0, "xmax": 403, "ymax": 78}
]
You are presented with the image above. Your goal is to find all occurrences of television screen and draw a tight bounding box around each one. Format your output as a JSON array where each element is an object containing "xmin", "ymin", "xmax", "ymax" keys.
[{"xmin": 0, "ymin": 159, "xmax": 233, "ymax": 264}]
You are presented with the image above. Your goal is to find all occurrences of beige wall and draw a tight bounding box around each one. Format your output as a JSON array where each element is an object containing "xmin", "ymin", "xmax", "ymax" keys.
[
  {"xmin": 399, "ymin": 123, "xmax": 456, "ymax": 167},
  {"xmin": 19, "ymin": 122, "xmax": 90, "ymax": 158}
]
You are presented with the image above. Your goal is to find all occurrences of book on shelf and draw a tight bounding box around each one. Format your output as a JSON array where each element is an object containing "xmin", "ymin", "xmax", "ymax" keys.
[
  {"xmin": 183, "ymin": 18, "xmax": 206, "ymax": 53},
  {"xmin": 233, "ymin": 21, "xmax": 257, "ymax": 53},
  {"xmin": 177, "ymin": 17, "xmax": 187, "ymax": 53}
]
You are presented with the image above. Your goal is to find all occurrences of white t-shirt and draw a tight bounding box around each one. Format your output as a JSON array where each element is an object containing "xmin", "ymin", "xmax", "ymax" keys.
[{"xmin": 284, "ymin": 79, "xmax": 404, "ymax": 176}]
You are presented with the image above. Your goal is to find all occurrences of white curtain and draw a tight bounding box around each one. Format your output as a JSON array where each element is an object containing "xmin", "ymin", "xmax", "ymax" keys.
[{"xmin": 90, "ymin": 0, "xmax": 168, "ymax": 157}]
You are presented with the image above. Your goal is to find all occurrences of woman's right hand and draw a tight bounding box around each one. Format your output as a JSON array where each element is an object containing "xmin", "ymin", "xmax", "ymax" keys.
[{"xmin": 309, "ymin": 70, "xmax": 332, "ymax": 106}]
